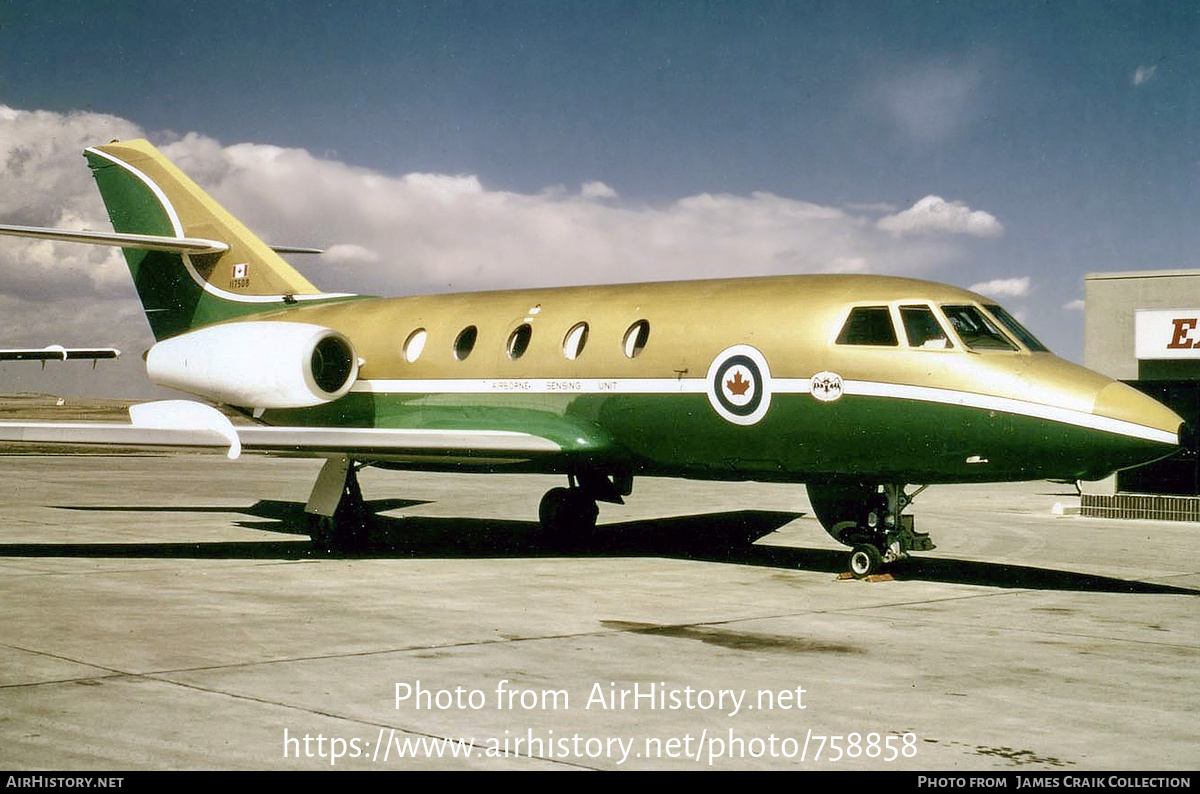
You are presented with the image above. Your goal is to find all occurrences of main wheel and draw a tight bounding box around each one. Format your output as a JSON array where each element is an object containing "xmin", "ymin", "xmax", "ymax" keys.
[
  {"xmin": 539, "ymin": 487, "xmax": 598, "ymax": 543},
  {"xmin": 848, "ymin": 543, "xmax": 883, "ymax": 579},
  {"xmin": 307, "ymin": 510, "xmax": 369, "ymax": 552},
  {"xmin": 308, "ymin": 468, "xmax": 371, "ymax": 552}
]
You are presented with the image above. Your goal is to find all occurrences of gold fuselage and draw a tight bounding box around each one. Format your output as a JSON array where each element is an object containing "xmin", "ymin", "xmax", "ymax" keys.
[
  {"xmin": 258, "ymin": 275, "xmax": 1091, "ymax": 395},
  {"xmin": 242, "ymin": 273, "xmax": 1182, "ymax": 485}
]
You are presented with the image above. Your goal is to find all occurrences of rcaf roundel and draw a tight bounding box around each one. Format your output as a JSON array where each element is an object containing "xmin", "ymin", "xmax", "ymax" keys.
[{"xmin": 706, "ymin": 345, "xmax": 772, "ymax": 425}]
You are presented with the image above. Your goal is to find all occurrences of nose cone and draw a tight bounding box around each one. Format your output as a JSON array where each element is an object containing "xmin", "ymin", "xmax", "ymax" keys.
[{"xmin": 1089, "ymin": 381, "xmax": 1183, "ymax": 475}]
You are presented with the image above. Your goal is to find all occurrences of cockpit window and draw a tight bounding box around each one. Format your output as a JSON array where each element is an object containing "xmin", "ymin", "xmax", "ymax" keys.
[
  {"xmin": 941, "ymin": 305, "xmax": 1017, "ymax": 351},
  {"xmin": 985, "ymin": 305, "xmax": 1049, "ymax": 352},
  {"xmin": 900, "ymin": 305, "xmax": 952, "ymax": 349},
  {"xmin": 836, "ymin": 307, "xmax": 898, "ymax": 346}
]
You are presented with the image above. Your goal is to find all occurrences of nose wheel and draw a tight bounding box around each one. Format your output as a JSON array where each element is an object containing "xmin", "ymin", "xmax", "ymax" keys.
[
  {"xmin": 848, "ymin": 543, "xmax": 884, "ymax": 578},
  {"xmin": 807, "ymin": 482, "xmax": 935, "ymax": 578}
]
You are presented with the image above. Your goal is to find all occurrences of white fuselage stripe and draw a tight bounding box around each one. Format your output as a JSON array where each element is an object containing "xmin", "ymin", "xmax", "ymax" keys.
[
  {"xmin": 353, "ymin": 377, "xmax": 710, "ymax": 394},
  {"xmin": 839, "ymin": 380, "xmax": 1178, "ymax": 446},
  {"xmin": 350, "ymin": 376, "xmax": 1177, "ymax": 446}
]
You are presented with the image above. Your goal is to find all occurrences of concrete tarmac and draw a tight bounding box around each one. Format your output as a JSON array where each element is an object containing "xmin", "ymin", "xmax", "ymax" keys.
[{"xmin": 0, "ymin": 453, "xmax": 1196, "ymax": 770}]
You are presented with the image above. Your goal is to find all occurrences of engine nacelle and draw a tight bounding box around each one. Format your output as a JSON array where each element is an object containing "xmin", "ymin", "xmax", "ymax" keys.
[{"xmin": 146, "ymin": 321, "xmax": 358, "ymax": 409}]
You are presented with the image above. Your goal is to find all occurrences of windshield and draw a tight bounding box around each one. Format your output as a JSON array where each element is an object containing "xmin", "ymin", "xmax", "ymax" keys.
[
  {"xmin": 941, "ymin": 305, "xmax": 1017, "ymax": 351},
  {"xmin": 985, "ymin": 305, "xmax": 1049, "ymax": 352},
  {"xmin": 900, "ymin": 305, "xmax": 952, "ymax": 349}
]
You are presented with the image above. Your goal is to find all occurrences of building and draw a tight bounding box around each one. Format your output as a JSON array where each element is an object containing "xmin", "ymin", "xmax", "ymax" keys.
[{"xmin": 1083, "ymin": 269, "xmax": 1200, "ymax": 520}]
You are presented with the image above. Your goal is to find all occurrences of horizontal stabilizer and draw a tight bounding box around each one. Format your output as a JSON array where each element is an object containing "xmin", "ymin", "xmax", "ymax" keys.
[
  {"xmin": 270, "ymin": 245, "xmax": 324, "ymax": 255},
  {"xmin": 0, "ymin": 223, "xmax": 229, "ymax": 255},
  {"xmin": 0, "ymin": 346, "xmax": 120, "ymax": 361}
]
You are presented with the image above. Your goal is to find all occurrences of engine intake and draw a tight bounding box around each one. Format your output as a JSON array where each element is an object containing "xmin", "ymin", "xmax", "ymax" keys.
[{"xmin": 146, "ymin": 321, "xmax": 359, "ymax": 409}]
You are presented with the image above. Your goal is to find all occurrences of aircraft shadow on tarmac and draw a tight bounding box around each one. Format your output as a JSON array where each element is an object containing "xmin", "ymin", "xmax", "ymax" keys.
[{"xmin": 2, "ymin": 499, "xmax": 1194, "ymax": 596}]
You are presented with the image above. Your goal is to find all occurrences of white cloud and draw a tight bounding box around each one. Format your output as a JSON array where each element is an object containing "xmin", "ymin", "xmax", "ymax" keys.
[
  {"xmin": 1063, "ymin": 298, "xmax": 1085, "ymax": 311},
  {"xmin": 322, "ymin": 244, "xmax": 379, "ymax": 264},
  {"xmin": 843, "ymin": 201, "xmax": 897, "ymax": 214},
  {"xmin": 0, "ymin": 104, "xmax": 1009, "ymax": 394},
  {"xmin": 1133, "ymin": 65, "xmax": 1157, "ymax": 86},
  {"xmin": 580, "ymin": 181, "xmax": 618, "ymax": 200},
  {"xmin": 149, "ymin": 137, "xmax": 1002, "ymax": 296},
  {"xmin": 0, "ymin": 108, "xmax": 142, "ymax": 302},
  {"xmin": 969, "ymin": 277, "xmax": 1031, "ymax": 298},
  {"xmin": 878, "ymin": 196, "xmax": 1003, "ymax": 238}
]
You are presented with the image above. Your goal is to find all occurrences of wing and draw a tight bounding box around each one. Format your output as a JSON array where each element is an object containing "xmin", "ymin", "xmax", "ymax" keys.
[{"xmin": 0, "ymin": 400, "xmax": 611, "ymax": 466}]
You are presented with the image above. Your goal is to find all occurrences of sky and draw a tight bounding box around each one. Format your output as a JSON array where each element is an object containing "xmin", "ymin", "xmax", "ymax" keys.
[{"xmin": 0, "ymin": 1, "xmax": 1196, "ymax": 397}]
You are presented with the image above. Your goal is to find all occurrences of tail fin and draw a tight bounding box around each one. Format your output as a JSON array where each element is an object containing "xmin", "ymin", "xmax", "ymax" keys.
[{"xmin": 85, "ymin": 139, "xmax": 351, "ymax": 340}]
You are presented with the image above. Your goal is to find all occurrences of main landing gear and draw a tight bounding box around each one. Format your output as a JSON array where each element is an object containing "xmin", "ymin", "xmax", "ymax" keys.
[
  {"xmin": 305, "ymin": 456, "xmax": 372, "ymax": 552},
  {"xmin": 538, "ymin": 471, "xmax": 631, "ymax": 545},
  {"xmin": 806, "ymin": 483, "xmax": 935, "ymax": 578},
  {"xmin": 301, "ymin": 460, "xmax": 633, "ymax": 552}
]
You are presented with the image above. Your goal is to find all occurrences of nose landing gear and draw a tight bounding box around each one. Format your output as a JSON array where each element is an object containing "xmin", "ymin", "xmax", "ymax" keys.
[{"xmin": 806, "ymin": 483, "xmax": 934, "ymax": 578}]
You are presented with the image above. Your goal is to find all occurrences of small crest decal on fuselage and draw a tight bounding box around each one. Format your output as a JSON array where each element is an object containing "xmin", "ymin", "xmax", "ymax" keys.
[
  {"xmin": 810, "ymin": 371, "xmax": 844, "ymax": 402},
  {"xmin": 706, "ymin": 345, "xmax": 772, "ymax": 425}
]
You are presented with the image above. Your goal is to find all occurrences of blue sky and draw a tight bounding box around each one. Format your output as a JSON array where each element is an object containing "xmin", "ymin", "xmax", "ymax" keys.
[{"xmin": 0, "ymin": 1, "xmax": 1196, "ymax": 395}]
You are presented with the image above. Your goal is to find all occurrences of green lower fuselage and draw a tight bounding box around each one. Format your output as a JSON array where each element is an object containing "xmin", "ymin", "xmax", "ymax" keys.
[{"xmin": 264, "ymin": 388, "xmax": 1167, "ymax": 485}]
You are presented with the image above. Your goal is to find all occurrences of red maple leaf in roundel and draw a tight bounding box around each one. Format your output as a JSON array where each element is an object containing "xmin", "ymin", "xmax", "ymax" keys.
[{"xmin": 726, "ymin": 369, "xmax": 752, "ymax": 396}]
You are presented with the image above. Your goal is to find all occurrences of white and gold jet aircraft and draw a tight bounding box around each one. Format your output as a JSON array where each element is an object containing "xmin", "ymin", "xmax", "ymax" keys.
[{"xmin": 0, "ymin": 140, "xmax": 1184, "ymax": 576}]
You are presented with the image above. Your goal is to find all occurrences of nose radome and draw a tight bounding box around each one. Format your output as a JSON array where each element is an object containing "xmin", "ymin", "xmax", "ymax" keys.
[{"xmin": 1092, "ymin": 381, "xmax": 1183, "ymax": 447}]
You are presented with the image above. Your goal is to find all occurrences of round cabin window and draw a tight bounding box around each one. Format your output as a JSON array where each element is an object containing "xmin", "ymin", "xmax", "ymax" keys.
[
  {"xmin": 403, "ymin": 328, "xmax": 427, "ymax": 363},
  {"xmin": 563, "ymin": 322, "xmax": 589, "ymax": 360},
  {"xmin": 454, "ymin": 325, "xmax": 478, "ymax": 360},
  {"xmin": 507, "ymin": 324, "xmax": 532, "ymax": 359},
  {"xmin": 622, "ymin": 319, "xmax": 650, "ymax": 358}
]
